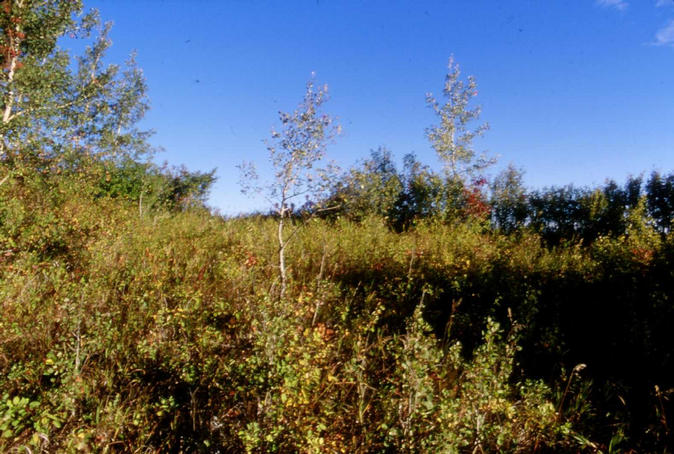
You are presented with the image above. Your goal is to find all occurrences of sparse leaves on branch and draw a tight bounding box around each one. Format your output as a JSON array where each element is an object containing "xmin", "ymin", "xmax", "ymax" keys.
[
  {"xmin": 240, "ymin": 76, "xmax": 340, "ymax": 215},
  {"xmin": 239, "ymin": 75, "xmax": 340, "ymax": 297},
  {"xmin": 426, "ymin": 56, "xmax": 494, "ymax": 180}
]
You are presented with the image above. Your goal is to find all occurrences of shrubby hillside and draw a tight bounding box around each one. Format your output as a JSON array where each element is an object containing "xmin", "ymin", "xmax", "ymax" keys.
[
  {"xmin": 0, "ymin": 172, "xmax": 593, "ymax": 452},
  {"xmin": 1, "ymin": 165, "xmax": 673, "ymax": 452},
  {"xmin": 0, "ymin": 1, "xmax": 672, "ymax": 452}
]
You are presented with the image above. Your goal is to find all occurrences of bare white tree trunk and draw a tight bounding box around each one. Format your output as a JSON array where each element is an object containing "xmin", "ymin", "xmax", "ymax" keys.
[
  {"xmin": 0, "ymin": 0, "xmax": 25, "ymax": 156},
  {"xmin": 278, "ymin": 204, "xmax": 287, "ymax": 299}
]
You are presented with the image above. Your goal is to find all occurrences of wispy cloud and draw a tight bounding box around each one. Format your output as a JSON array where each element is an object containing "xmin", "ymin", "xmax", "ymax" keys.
[
  {"xmin": 656, "ymin": 0, "xmax": 674, "ymax": 7},
  {"xmin": 596, "ymin": 0, "xmax": 629, "ymax": 11},
  {"xmin": 654, "ymin": 19, "xmax": 674, "ymax": 45}
]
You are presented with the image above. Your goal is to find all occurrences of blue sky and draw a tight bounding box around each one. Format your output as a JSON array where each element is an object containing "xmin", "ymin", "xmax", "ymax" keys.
[{"xmin": 81, "ymin": 0, "xmax": 674, "ymax": 214}]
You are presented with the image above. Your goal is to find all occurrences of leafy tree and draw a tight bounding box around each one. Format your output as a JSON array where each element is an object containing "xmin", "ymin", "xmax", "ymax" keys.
[
  {"xmin": 625, "ymin": 195, "xmax": 659, "ymax": 245},
  {"xmin": 576, "ymin": 177, "xmax": 641, "ymax": 241},
  {"xmin": 528, "ymin": 185, "xmax": 585, "ymax": 244},
  {"xmin": 425, "ymin": 56, "xmax": 493, "ymax": 181},
  {"xmin": 97, "ymin": 159, "xmax": 216, "ymax": 212},
  {"xmin": 155, "ymin": 165, "xmax": 216, "ymax": 210},
  {"xmin": 391, "ymin": 154, "xmax": 494, "ymax": 230},
  {"xmin": 596, "ymin": 179, "xmax": 633, "ymax": 237},
  {"xmin": 490, "ymin": 164, "xmax": 528, "ymax": 233},
  {"xmin": 96, "ymin": 157, "xmax": 151, "ymax": 201},
  {"xmin": 646, "ymin": 171, "xmax": 674, "ymax": 234},
  {"xmin": 64, "ymin": 23, "xmax": 152, "ymax": 165},
  {"xmin": 330, "ymin": 147, "xmax": 402, "ymax": 221},
  {"xmin": 390, "ymin": 153, "xmax": 446, "ymax": 230},
  {"xmin": 0, "ymin": 0, "xmax": 152, "ymax": 178},
  {"xmin": 239, "ymin": 76, "xmax": 339, "ymax": 297}
]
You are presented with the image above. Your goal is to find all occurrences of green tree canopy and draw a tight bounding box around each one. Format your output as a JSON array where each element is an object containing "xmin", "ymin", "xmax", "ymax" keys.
[{"xmin": 0, "ymin": 0, "xmax": 152, "ymax": 173}]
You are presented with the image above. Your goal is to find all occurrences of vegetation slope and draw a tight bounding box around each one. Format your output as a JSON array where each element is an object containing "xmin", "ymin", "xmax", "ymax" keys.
[{"xmin": 0, "ymin": 1, "xmax": 672, "ymax": 452}]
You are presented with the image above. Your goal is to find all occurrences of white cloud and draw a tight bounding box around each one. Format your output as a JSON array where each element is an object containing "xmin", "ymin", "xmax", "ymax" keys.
[
  {"xmin": 654, "ymin": 19, "xmax": 674, "ymax": 45},
  {"xmin": 596, "ymin": 0, "xmax": 629, "ymax": 11}
]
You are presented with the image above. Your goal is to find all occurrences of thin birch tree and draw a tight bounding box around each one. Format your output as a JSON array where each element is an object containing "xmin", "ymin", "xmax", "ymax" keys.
[
  {"xmin": 425, "ymin": 56, "xmax": 493, "ymax": 181},
  {"xmin": 239, "ymin": 76, "xmax": 340, "ymax": 298}
]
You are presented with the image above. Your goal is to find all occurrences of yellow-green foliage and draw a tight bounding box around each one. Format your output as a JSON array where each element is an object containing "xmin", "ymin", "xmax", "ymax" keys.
[{"xmin": 0, "ymin": 175, "xmax": 605, "ymax": 452}]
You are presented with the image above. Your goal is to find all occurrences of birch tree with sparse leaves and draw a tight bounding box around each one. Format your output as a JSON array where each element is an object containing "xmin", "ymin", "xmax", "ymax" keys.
[
  {"xmin": 239, "ymin": 76, "xmax": 340, "ymax": 298},
  {"xmin": 426, "ymin": 56, "xmax": 494, "ymax": 180}
]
